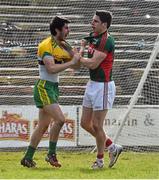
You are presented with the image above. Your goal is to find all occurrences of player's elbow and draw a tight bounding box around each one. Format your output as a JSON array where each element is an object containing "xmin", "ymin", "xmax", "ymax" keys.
[{"xmin": 89, "ymin": 64, "xmax": 97, "ymax": 70}]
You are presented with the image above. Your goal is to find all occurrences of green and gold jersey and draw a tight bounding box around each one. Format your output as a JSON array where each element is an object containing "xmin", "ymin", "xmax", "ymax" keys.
[
  {"xmin": 37, "ymin": 36, "xmax": 73, "ymax": 82},
  {"xmin": 38, "ymin": 36, "xmax": 73, "ymax": 64}
]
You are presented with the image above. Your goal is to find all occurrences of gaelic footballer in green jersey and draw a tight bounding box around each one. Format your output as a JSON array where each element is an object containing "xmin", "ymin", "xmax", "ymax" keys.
[{"xmin": 84, "ymin": 31, "xmax": 115, "ymax": 82}]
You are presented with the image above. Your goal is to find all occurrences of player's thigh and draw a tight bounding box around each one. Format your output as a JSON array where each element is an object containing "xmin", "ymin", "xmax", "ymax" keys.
[
  {"xmin": 38, "ymin": 108, "xmax": 52, "ymax": 129},
  {"xmin": 81, "ymin": 106, "xmax": 93, "ymax": 126},
  {"xmin": 92, "ymin": 109, "xmax": 108, "ymax": 127},
  {"xmin": 43, "ymin": 103, "xmax": 65, "ymax": 123}
]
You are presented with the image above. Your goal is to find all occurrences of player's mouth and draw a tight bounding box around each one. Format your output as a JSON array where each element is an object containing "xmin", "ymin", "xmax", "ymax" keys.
[
  {"xmin": 65, "ymin": 33, "xmax": 69, "ymax": 38},
  {"xmin": 92, "ymin": 26, "xmax": 95, "ymax": 30}
]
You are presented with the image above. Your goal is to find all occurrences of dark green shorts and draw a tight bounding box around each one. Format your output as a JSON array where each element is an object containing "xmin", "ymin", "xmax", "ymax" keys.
[{"xmin": 33, "ymin": 79, "xmax": 59, "ymax": 108}]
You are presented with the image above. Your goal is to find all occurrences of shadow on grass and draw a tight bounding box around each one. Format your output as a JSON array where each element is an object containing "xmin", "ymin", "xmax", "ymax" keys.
[
  {"xmin": 79, "ymin": 166, "xmax": 117, "ymax": 174},
  {"xmin": 31, "ymin": 167, "xmax": 58, "ymax": 171},
  {"xmin": 80, "ymin": 167, "xmax": 106, "ymax": 173}
]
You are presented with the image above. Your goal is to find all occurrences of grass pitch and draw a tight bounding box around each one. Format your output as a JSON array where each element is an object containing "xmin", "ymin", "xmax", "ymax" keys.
[{"xmin": 0, "ymin": 150, "xmax": 159, "ymax": 179}]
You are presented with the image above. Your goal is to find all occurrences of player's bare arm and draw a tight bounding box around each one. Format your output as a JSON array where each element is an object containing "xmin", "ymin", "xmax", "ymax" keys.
[
  {"xmin": 70, "ymin": 47, "xmax": 81, "ymax": 69},
  {"xmin": 43, "ymin": 53, "xmax": 80, "ymax": 74},
  {"xmin": 79, "ymin": 39, "xmax": 87, "ymax": 57},
  {"xmin": 80, "ymin": 49, "xmax": 106, "ymax": 69}
]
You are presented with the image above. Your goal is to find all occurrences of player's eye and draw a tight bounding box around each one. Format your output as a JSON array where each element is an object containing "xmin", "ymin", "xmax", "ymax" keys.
[
  {"xmin": 65, "ymin": 26, "xmax": 69, "ymax": 30},
  {"xmin": 93, "ymin": 20, "xmax": 99, "ymax": 23}
]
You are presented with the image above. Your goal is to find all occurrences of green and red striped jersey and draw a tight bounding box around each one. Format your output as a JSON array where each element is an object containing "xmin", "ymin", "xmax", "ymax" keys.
[{"xmin": 85, "ymin": 31, "xmax": 115, "ymax": 82}]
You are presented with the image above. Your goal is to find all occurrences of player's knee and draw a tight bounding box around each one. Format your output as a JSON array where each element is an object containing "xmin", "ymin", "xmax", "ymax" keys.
[
  {"xmin": 80, "ymin": 121, "xmax": 87, "ymax": 129},
  {"xmin": 58, "ymin": 117, "xmax": 65, "ymax": 127},
  {"xmin": 42, "ymin": 125, "xmax": 49, "ymax": 133},
  {"xmin": 92, "ymin": 123, "xmax": 100, "ymax": 132},
  {"xmin": 37, "ymin": 124, "xmax": 49, "ymax": 134},
  {"xmin": 80, "ymin": 121, "xmax": 91, "ymax": 132},
  {"xmin": 80, "ymin": 122, "xmax": 86, "ymax": 131}
]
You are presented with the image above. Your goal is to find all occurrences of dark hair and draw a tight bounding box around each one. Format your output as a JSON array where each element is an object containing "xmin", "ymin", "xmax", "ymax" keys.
[
  {"xmin": 50, "ymin": 16, "xmax": 70, "ymax": 36},
  {"xmin": 95, "ymin": 10, "xmax": 112, "ymax": 29}
]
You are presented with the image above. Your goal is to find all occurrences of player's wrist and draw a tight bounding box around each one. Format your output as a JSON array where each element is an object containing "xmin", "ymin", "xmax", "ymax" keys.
[{"xmin": 80, "ymin": 46, "xmax": 85, "ymax": 52}]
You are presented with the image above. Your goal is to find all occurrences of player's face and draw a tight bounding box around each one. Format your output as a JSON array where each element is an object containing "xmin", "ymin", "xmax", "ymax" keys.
[
  {"xmin": 59, "ymin": 23, "xmax": 70, "ymax": 41},
  {"xmin": 91, "ymin": 15, "xmax": 106, "ymax": 33}
]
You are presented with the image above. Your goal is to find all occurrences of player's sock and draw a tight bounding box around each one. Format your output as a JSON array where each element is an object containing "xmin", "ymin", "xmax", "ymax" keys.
[
  {"xmin": 48, "ymin": 141, "xmax": 57, "ymax": 155},
  {"xmin": 105, "ymin": 138, "xmax": 113, "ymax": 148},
  {"xmin": 91, "ymin": 153, "xmax": 104, "ymax": 169},
  {"xmin": 97, "ymin": 153, "xmax": 104, "ymax": 159},
  {"xmin": 107, "ymin": 143, "xmax": 116, "ymax": 153},
  {"xmin": 24, "ymin": 145, "xmax": 36, "ymax": 160},
  {"xmin": 96, "ymin": 154, "xmax": 104, "ymax": 164}
]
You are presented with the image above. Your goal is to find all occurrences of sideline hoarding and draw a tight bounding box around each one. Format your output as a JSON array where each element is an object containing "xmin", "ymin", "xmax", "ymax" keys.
[
  {"xmin": 0, "ymin": 105, "xmax": 77, "ymax": 148},
  {"xmin": 0, "ymin": 105, "xmax": 159, "ymax": 147},
  {"xmin": 78, "ymin": 106, "xmax": 159, "ymax": 146}
]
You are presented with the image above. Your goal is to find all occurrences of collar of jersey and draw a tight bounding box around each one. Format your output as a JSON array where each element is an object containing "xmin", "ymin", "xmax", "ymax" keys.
[{"xmin": 84, "ymin": 30, "xmax": 107, "ymax": 42}]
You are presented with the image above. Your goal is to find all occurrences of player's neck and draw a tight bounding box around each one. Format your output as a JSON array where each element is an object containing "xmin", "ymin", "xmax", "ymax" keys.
[
  {"xmin": 94, "ymin": 29, "xmax": 107, "ymax": 37},
  {"xmin": 52, "ymin": 36, "xmax": 64, "ymax": 46},
  {"xmin": 100, "ymin": 29, "xmax": 107, "ymax": 34},
  {"xmin": 53, "ymin": 36, "xmax": 60, "ymax": 43}
]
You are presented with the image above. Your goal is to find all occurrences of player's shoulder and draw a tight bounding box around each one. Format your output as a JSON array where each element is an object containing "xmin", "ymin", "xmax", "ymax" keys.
[
  {"xmin": 104, "ymin": 34, "xmax": 115, "ymax": 51},
  {"xmin": 38, "ymin": 36, "xmax": 52, "ymax": 48},
  {"xmin": 107, "ymin": 34, "xmax": 114, "ymax": 42},
  {"xmin": 106, "ymin": 34, "xmax": 115, "ymax": 47}
]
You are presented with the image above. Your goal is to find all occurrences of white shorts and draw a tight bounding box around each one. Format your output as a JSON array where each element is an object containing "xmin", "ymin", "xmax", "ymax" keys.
[{"xmin": 82, "ymin": 80, "xmax": 116, "ymax": 111}]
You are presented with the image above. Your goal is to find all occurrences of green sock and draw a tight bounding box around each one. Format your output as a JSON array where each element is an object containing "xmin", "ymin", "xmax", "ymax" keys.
[
  {"xmin": 48, "ymin": 141, "xmax": 57, "ymax": 155},
  {"xmin": 24, "ymin": 146, "xmax": 36, "ymax": 160}
]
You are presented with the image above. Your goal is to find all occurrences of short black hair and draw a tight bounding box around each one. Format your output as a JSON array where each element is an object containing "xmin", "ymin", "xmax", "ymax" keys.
[
  {"xmin": 50, "ymin": 16, "xmax": 70, "ymax": 36},
  {"xmin": 95, "ymin": 10, "xmax": 112, "ymax": 29}
]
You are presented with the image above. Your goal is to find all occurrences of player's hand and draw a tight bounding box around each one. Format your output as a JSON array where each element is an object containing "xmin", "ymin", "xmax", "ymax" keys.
[
  {"xmin": 72, "ymin": 53, "xmax": 80, "ymax": 65},
  {"xmin": 72, "ymin": 47, "xmax": 79, "ymax": 54},
  {"xmin": 81, "ymin": 39, "xmax": 87, "ymax": 47},
  {"xmin": 79, "ymin": 39, "xmax": 87, "ymax": 56}
]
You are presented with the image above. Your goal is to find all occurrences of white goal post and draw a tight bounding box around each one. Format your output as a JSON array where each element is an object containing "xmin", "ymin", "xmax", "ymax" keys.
[{"xmin": 113, "ymin": 34, "xmax": 159, "ymax": 144}]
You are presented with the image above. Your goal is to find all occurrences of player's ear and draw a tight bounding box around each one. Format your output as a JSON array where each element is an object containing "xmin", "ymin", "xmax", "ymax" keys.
[
  {"xmin": 103, "ymin": 22, "xmax": 107, "ymax": 28},
  {"xmin": 55, "ymin": 28, "xmax": 60, "ymax": 35}
]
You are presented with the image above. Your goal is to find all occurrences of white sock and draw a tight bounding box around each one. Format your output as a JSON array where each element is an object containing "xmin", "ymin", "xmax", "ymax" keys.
[{"xmin": 107, "ymin": 143, "xmax": 116, "ymax": 153}]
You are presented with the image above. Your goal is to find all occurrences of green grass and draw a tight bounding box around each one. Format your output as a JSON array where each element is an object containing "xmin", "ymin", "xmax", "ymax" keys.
[{"xmin": 0, "ymin": 151, "xmax": 159, "ymax": 179}]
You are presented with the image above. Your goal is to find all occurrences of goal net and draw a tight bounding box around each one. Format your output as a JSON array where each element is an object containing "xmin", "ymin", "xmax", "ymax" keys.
[{"xmin": 0, "ymin": 0, "xmax": 159, "ymax": 152}]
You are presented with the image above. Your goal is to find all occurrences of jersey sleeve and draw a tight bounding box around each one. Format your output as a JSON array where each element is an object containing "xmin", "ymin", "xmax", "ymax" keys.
[
  {"xmin": 104, "ymin": 36, "xmax": 115, "ymax": 52},
  {"xmin": 38, "ymin": 43, "xmax": 52, "ymax": 60}
]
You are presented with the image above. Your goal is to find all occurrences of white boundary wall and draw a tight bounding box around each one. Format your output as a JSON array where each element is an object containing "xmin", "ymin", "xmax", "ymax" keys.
[
  {"xmin": 0, "ymin": 105, "xmax": 159, "ymax": 148},
  {"xmin": 79, "ymin": 106, "xmax": 159, "ymax": 146},
  {"xmin": 0, "ymin": 105, "xmax": 77, "ymax": 148}
]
